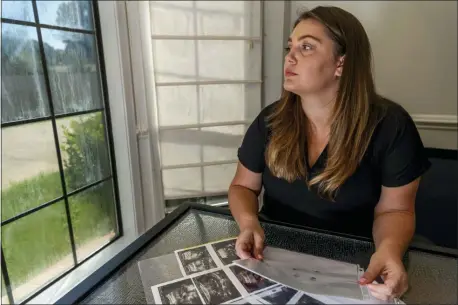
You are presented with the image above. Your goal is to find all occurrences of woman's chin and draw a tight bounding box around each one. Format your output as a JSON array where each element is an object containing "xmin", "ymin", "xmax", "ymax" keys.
[{"xmin": 283, "ymin": 82, "xmax": 298, "ymax": 93}]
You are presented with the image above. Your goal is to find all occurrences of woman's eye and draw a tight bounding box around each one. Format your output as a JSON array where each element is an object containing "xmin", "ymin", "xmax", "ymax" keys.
[
  {"xmin": 284, "ymin": 46, "xmax": 291, "ymax": 52},
  {"xmin": 301, "ymin": 44, "xmax": 313, "ymax": 51}
]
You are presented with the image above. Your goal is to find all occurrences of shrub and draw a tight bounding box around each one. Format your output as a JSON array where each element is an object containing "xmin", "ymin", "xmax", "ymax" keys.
[{"xmin": 60, "ymin": 112, "xmax": 110, "ymax": 191}]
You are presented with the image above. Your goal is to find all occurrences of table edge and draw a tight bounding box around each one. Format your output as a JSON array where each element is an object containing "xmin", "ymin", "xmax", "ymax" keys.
[{"xmin": 55, "ymin": 203, "xmax": 458, "ymax": 304}]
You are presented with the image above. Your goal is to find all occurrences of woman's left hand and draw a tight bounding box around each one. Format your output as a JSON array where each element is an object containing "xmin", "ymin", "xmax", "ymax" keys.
[{"xmin": 358, "ymin": 248, "xmax": 409, "ymax": 301}]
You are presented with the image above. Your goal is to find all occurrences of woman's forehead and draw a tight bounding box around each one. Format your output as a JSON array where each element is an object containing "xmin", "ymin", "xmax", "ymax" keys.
[{"xmin": 290, "ymin": 19, "xmax": 327, "ymax": 43}]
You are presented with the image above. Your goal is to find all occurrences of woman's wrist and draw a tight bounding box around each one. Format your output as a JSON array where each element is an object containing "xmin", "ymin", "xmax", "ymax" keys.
[
  {"xmin": 238, "ymin": 214, "xmax": 260, "ymax": 230},
  {"xmin": 376, "ymin": 239, "xmax": 405, "ymax": 259}
]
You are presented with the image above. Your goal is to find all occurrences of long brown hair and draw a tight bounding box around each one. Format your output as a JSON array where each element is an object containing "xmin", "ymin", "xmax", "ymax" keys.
[{"xmin": 265, "ymin": 6, "xmax": 386, "ymax": 200}]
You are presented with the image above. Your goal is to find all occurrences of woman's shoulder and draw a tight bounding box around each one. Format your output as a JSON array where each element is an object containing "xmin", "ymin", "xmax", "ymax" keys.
[
  {"xmin": 372, "ymin": 96, "xmax": 416, "ymax": 135},
  {"xmin": 370, "ymin": 95, "xmax": 423, "ymax": 154}
]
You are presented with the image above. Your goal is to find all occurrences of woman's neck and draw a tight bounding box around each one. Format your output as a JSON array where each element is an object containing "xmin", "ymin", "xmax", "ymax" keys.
[{"xmin": 300, "ymin": 90, "xmax": 336, "ymax": 132}]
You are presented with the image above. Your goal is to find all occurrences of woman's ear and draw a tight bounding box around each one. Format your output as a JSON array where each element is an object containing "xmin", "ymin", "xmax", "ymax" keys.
[{"xmin": 335, "ymin": 55, "xmax": 345, "ymax": 77}]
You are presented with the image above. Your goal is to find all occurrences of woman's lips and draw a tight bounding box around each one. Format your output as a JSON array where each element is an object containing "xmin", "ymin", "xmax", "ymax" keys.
[{"xmin": 285, "ymin": 71, "xmax": 297, "ymax": 77}]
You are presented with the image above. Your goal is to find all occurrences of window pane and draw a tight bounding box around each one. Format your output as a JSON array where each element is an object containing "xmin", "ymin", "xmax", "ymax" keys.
[
  {"xmin": 162, "ymin": 167, "xmax": 202, "ymax": 198},
  {"xmin": 149, "ymin": 1, "xmax": 261, "ymax": 37},
  {"xmin": 1, "ymin": 23, "xmax": 50, "ymax": 123},
  {"xmin": 162, "ymin": 163, "xmax": 236, "ymax": 199},
  {"xmin": 69, "ymin": 180, "xmax": 118, "ymax": 262},
  {"xmin": 152, "ymin": 40, "xmax": 196, "ymax": 83},
  {"xmin": 160, "ymin": 128, "xmax": 200, "ymax": 167},
  {"xmin": 196, "ymin": 1, "xmax": 261, "ymax": 36},
  {"xmin": 1, "ymin": 0, "xmax": 34, "ymax": 22},
  {"xmin": 1, "ymin": 121, "xmax": 62, "ymax": 221},
  {"xmin": 2, "ymin": 201, "xmax": 73, "ymax": 303},
  {"xmin": 156, "ymin": 84, "xmax": 260, "ymax": 127},
  {"xmin": 41, "ymin": 29, "xmax": 102, "ymax": 115},
  {"xmin": 150, "ymin": 1, "xmax": 195, "ymax": 36},
  {"xmin": 198, "ymin": 40, "xmax": 261, "ymax": 81},
  {"xmin": 199, "ymin": 83, "xmax": 260, "ymax": 123},
  {"xmin": 201, "ymin": 125, "xmax": 244, "ymax": 162},
  {"xmin": 157, "ymin": 86, "xmax": 198, "ymax": 126},
  {"xmin": 57, "ymin": 112, "xmax": 111, "ymax": 191},
  {"xmin": 203, "ymin": 163, "xmax": 237, "ymax": 192},
  {"xmin": 152, "ymin": 40, "xmax": 261, "ymax": 83},
  {"xmin": 36, "ymin": 0, "xmax": 93, "ymax": 30},
  {"xmin": 160, "ymin": 125, "xmax": 244, "ymax": 167}
]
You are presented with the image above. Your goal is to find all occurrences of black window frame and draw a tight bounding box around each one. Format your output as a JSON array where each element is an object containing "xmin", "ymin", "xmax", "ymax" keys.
[{"xmin": 1, "ymin": 1, "xmax": 123, "ymax": 304}]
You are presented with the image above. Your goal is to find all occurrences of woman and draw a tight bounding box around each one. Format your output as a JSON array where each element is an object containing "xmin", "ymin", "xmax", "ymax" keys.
[{"xmin": 228, "ymin": 6, "xmax": 430, "ymax": 301}]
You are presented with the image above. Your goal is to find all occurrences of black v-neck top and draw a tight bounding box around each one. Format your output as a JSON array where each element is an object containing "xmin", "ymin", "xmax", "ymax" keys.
[{"xmin": 237, "ymin": 99, "xmax": 431, "ymax": 238}]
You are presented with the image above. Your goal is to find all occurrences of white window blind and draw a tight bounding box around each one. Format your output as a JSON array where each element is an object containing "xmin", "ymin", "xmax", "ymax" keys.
[{"xmin": 149, "ymin": 1, "xmax": 263, "ymax": 200}]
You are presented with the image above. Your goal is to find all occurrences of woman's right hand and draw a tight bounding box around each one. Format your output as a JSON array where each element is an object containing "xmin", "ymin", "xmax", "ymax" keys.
[{"xmin": 235, "ymin": 219, "xmax": 265, "ymax": 260}]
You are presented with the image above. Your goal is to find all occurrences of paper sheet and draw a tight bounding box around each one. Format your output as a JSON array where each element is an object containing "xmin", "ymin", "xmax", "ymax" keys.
[{"xmin": 142, "ymin": 239, "xmax": 404, "ymax": 304}]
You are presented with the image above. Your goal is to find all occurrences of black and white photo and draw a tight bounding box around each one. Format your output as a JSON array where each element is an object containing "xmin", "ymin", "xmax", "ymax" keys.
[
  {"xmin": 176, "ymin": 245, "xmax": 218, "ymax": 275},
  {"xmin": 156, "ymin": 278, "xmax": 202, "ymax": 304},
  {"xmin": 296, "ymin": 292, "xmax": 325, "ymax": 304},
  {"xmin": 211, "ymin": 239, "xmax": 239, "ymax": 265},
  {"xmin": 229, "ymin": 265, "xmax": 276, "ymax": 293},
  {"xmin": 255, "ymin": 285, "xmax": 298, "ymax": 304},
  {"xmin": 193, "ymin": 270, "xmax": 241, "ymax": 304}
]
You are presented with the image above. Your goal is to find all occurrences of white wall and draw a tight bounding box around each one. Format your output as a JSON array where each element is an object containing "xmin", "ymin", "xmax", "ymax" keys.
[
  {"xmin": 263, "ymin": 1, "xmax": 288, "ymax": 106},
  {"xmin": 285, "ymin": 1, "xmax": 457, "ymax": 149}
]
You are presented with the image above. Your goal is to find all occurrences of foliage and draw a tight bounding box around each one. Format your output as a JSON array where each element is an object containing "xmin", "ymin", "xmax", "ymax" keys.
[{"xmin": 60, "ymin": 112, "xmax": 110, "ymax": 191}]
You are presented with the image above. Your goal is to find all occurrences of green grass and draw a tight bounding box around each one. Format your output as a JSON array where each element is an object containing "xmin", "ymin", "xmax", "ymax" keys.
[
  {"xmin": 1, "ymin": 171, "xmax": 117, "ymax": 295},
  {"xmin": 1, "ymin": 172, "xmax": 62, "ymax": 221}
]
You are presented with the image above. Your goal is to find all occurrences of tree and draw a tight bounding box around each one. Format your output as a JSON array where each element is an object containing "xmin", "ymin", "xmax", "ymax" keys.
[
  {"xmin": 55, "ymin": 1, "xmax": 92, "ymax": 30},
  {"xmin": 54, "ymin": 1, "xmax": 95, "ymax": 66}
]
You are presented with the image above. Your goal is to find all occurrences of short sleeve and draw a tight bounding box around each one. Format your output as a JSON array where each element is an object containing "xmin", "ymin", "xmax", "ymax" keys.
[
  {"xmin": 237, "ymin": 109, "xmax": 269, "ymax": 173},
  {"xmin": 379, "ymin": 106, "xmax": 431, "ymax": 187}
]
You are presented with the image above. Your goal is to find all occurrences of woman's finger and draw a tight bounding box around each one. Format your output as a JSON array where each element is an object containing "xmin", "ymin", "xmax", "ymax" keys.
[
  {"xmin": 236, "ymin": 241, "xmax": 252, "ymax": 259},
  {"xmin": 369, "ymin": 290, "xmax": 392, "ymax": 302},
  {"xmin": 253, "ymin": 233, "xmax": 265, "ymax": 260},
  {"xmin": 367, "ymin": 283, "xmax": 396, "ymax": 297}
]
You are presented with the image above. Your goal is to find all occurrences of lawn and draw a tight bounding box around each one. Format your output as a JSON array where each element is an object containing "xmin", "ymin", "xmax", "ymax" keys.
[{"xmin": 1, "ymin": 171, "xmax": 117, "ymax": 296}]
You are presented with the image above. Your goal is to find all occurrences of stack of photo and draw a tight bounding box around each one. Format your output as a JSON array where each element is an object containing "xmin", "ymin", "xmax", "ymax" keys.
[{"xmin": 151, "ymin": 238, "xmax": 327, "ymax": 305}]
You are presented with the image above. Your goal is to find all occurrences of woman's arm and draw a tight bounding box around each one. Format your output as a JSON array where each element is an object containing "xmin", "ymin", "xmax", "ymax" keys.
[
  {"xmin": 229, "ymin": 162, "xmax": 262, "ymax": 228},
  {"xmin": 373, "ymin": 178, "xmax": 420, "ymax": 257},
  {"xmin": 360, "ymin": 178, "xmax": 421, "ymax": 300},
  {"xmin": 229, "ymin": 162, "xmax": 265, "ymax": 259}
]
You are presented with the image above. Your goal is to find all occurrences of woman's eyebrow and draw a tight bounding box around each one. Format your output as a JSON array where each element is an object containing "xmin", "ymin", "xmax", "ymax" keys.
[{"xmin": 287, "ymin": 35, "xmax": 322, "ymax": 44}]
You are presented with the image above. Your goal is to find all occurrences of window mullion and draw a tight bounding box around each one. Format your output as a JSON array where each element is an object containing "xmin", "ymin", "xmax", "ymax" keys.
[{"xmin": 30, "ymin": 0, "xmax": 78, "ymax": 266}]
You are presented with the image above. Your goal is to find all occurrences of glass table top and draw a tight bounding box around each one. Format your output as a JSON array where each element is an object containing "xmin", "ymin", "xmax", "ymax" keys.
[{"xmin": 80, "ymin": 208, "xmax": 457, "ymax": 304}]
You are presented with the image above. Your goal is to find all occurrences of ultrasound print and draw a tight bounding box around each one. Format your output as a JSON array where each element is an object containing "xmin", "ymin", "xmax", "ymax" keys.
[
  {"xmin": 296, "ymin": 293, "xmax": 325, "ymax": 304},
  {"xmin": 211, "ymin": 239, "xmax": 239, "ymax": 265},
  {"xmin": 177, "ymin": 246, "xmax": 218, "ymax": 275},
  {"xmin": 229, "ymin": 265, "xmax": 276, "ymax": 293},
  {"xmin": 158, "ymin": 278, "xmax": 201, "ymax": 304},
  {"xmin": 257, "ymin": 285, "xmax": 298, "ymax": 304},
  {"xmin": 193, "ymin": 270, "xmax": 241, "ymax": 304}
]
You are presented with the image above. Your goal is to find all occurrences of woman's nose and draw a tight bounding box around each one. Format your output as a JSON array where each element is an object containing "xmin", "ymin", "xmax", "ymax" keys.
[{"xmin": 286, "ymin": 51, "xmax": 296, "ymax": 64}]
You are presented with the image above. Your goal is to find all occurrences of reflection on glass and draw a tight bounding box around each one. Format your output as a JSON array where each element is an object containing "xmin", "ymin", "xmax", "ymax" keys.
[
  {"xmin": 57, "ymin": 112, "xmax": 111, "ymax": 191},
  {"xmin": 1, "ymin": 23, "xmax": 50, "ymax": 123},
  {"xmin": 41, "ymin": 29, "xmax": 102, "ymax": 115},
  {"xmin": 36, "ymin": 0, "xmax": 93, "ymax": 30},
  {"xmin": 1, "ymin": 0, "xmax": 34, "ymax": 22},
  {"xmin": 1, "ymin": 121, "xmax": 62, "ymax": 221},
  {"xmin": 2, "ymin": 202, "xmax": 73, "ymax": 303},
  {"xmin": 69, "ymin": 180, "xmax": 118, "ymax": 262}
]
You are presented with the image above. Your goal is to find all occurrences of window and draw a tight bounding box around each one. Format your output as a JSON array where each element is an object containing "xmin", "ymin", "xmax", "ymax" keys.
[
  {"xmin": 1, "ymin": 1, "xmax": 121, "ymax": 303},
  {"xmin": 148, "ymin": 1, "xmax": 263, "ymax": 211}
]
